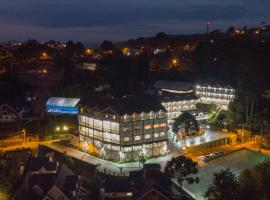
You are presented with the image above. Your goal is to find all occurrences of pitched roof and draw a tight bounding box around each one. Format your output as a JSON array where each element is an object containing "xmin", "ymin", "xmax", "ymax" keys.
[
  {"xmin": 55, "ymin": 165, "xmax": 78, "ymax": 195},
  {"xmin": 79, "ymin": 95, "xmax": 166, "ymax": 115},
  {"xmin": 154, "ymin": 80, "xmax": 194, "ymax": 91},
  {"xmin": 159, "ymin": 91, "xmax": 198, "ymax": 102},
  {"xmin": 28, "ymin": 157, "xmax": 57, "ymax": 172}
]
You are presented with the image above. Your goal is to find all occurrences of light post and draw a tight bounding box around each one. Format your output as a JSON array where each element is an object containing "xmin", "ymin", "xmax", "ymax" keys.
[
  {"xmin": 259, "ymin": 121, "xmax": 265, "ymax": 152},
  {"xmin": 22, "ymin": 129, "xmax": 26, "ymax": 143}
]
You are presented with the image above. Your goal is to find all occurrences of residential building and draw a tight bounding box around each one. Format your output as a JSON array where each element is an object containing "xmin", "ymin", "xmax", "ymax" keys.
[
  {"xmin": 77, "ymin": 95, "xmax": 168, "ymax": 162},
  {"xmin": 103, "ymin": 163, "xmax": 194, "ymax": 200},
  {"xmin": 0, "ymin": 103, "xmax": 20, "ymax": 130},
  {"xmin": 194, "ymin": 83, "xmax": 235, "ymax": 110}
]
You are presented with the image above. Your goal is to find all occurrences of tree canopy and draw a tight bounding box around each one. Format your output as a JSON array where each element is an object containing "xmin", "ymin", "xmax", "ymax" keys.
[
  {"xmin": 164, "ymin": 155, "xmax": 199, "ymax": 187},
  {"xmin": 172, "ymin": 111, "xmax": 199, "ymax": 135}
]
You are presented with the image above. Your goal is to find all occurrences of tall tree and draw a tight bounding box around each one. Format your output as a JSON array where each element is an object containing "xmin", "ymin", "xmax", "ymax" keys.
[
  {"xmin": 164, "ymin": 155, "xmax": 199, "ymax": 187},
  {"xmin": 204, "ymin": 168, "xmax": 239, "ymax": 200},
  {"xmin": 173, "ymin": 111, "xmax": 199, "ymax": 136}
]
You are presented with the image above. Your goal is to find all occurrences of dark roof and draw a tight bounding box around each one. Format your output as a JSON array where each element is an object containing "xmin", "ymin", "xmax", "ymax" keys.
[
  {"xmin": 28, "ymin": 157, "xmax": 57, "ymax": 172},
  {"xmin": 160, "ymin": 91, "xmax": 198, "ymax": 102},
  {"xmin": 104, "ymin": 177, "xmax": 131, "ymax": 193},
  {"xmin": 154, "ymin": 80, "xmax": 193, "ymax": 91},
  {"xmin": 79, "ymin": 95, "xmax": 166, "ymax": 115},
  {"xmin": 194, "ymin": 79, "xmax": 235, "ymax": 88},
  {"xmin": 32, "ymin": 173, "xmax": 56, "ymax": 194},
  {"xmin": 55, "ymin": 165, "xmax": 78, "ymax": 195},
  {"xmin": 135, "ymin": 182, "xmax": 173, "ymax": 200}
]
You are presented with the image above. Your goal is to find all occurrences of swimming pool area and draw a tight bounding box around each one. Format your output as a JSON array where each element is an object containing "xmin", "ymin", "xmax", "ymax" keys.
[{"xmin": 183, "ymin": 148, "xmax": 269, "ymax": 200}]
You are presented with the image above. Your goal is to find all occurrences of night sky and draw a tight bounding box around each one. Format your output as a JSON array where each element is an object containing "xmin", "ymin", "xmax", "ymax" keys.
[{"xmin": 0, "ymin": 0, "xmax": 269, "ymax": 43}]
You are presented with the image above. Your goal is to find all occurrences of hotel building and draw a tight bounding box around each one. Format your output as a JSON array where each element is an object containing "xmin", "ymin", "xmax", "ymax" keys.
[
  {"xmin": 154, "ymin": 81, "xmax": 199, "ymax": 124},
  {"xmin": 194, "ymin": 83, "xmax": 235, "ymax": 110},
  {"xmin": 77, "ymin": 95, "xmax": 168, "ymax": 162}
]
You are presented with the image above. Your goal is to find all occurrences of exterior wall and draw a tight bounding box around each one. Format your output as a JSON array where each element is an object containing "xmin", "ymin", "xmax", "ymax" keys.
[
  {"xmin": 78, "ymin": 107, "xmax": 168, "ymax": 162},
  {"xmin": 161, "ymin": 99, "xmax": 197, "ymax": 124},
  {"xmin": 195, "ymin": 85, "xmax": 235, "ymax": 110},
  {"xmin": 0, "ymin": 104, "xmax": 19, "ymax": 130}
]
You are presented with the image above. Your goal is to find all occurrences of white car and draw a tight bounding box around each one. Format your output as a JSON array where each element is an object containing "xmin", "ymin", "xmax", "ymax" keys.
[{"xmin": 198, "ymin": 155, "xmax": 205, "ymax": 160}]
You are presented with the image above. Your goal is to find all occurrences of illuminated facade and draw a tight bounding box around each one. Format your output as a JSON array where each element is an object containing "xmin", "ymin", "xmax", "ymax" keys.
[
  {"xmin": 159, "ymin": 92, "xmax": 198, "ymax": 124},
  {"xmin": 154, "ymin": 81, "xmax": 198, "ymax": 124},
  {"xmin": 195, "ymin": 84, "xmax": 235, "ymax": 110},
  {"xmin": 77, "ymin": 95, "xmax": 168, "ymax": 162}
]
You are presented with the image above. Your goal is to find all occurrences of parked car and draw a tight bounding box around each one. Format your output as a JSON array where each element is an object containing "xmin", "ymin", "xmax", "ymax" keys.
[{"xmin": 198, "ymin": 155, "xmax": 205, "ymax": 160}]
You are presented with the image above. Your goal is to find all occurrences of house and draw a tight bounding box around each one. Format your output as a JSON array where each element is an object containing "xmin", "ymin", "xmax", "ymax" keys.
[
  {"xmin": 103, "ymin": 164, "xmax": 194, "ymax": 200},
  {"xmin": 0, "ymin": 102, "xmax": 21, "ymax": 130},
  {"xmin": 44, "ymin": 165, "xmax": 79, "ymax": 200}
]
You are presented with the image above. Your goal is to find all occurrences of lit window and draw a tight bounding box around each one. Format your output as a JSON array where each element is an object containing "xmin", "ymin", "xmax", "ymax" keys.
[
  {"xmin": 135, "ymin": 136, "xmax": 141, "ymax": 141},
  {"xmin": 123, "ymin": 147, "xmax": 132, "ymax": 152},
  {"xmin": 133, "ymin": 145, "xmax": 142, "ymax": 151},
  {"xmin": 124, "ymin": 137, "xmax": 130, "ymax": 142},
  {"xmin": 154, "ymin": 124, "xmax": 160, "ymax": 128},
  {"xmin": 160, "ymin": 123, "xmax": 166, "ymax": 127},
  {"xmin": 145, "ymin": 134, "xmax": 151, "ymax": 139},
  {"xmin": 154, "ymin": 133, "xmax": 160, "ymax": 138},
  {"xmin": 144, "ymin": 124, "xmax": 151, "ymax": 130},
  {"xmin": 160, "ymin": 132, "xmax": 165, "ymax": 137},
  {"xmin": 111, "ymin": 145, "xmax": 120, "ymax": 151},
  {"xmin": 126, "ymin": 192, "xmax": 132, "ymax": 196}
]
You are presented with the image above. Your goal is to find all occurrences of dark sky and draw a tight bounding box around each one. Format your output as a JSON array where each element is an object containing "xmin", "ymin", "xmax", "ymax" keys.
[{"xmin": 0, "ymin": 0, "xmax": 269, "ymax": 43}]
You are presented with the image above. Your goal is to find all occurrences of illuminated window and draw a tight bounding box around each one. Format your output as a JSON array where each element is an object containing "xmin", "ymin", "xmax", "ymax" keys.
[
  {"xmin": 133, "ymin": 145, "xmax": 142, "ymax": 151},
  {"xmin": 126, "ymin": 192, "xmax": 132, "ymax": 196},
  {"xmin": 154, "ymin": 133, "xmax": 160, "ymax": 138},
  {"xmin": 154, "ymin": 124, "xmax": 160, "ymax": 128},
  {"xmin": 123, "ymin": 147, "xmax": 132, "ymax": 152},
  {"xmin": 160, "ymin": 132, "xmax": 165, "ymax": 137},
  {"xmin": 111, "ymin": 134, "xmax": 120, "ymax": 143},
  {"xmin": 145, "ymin": 134, "xmax": 151, "ymax": 139},
  {"xmin": 144, "ymin": 124, "xmax": 151, "ymax": 130},
  {"xmin": 111, "ymin": 145, "xmax": 120, "ymax": 151},
  {"xmin": 160, "ymin": 123, "xmax": 166, "ymax": 128},
  {"xmin": 134, "ymin": 136, "xmax": 141, "ymax": 141},
  {"xmin": 124, "ymin": 137, "xmax": 130, "ymax": 142}
]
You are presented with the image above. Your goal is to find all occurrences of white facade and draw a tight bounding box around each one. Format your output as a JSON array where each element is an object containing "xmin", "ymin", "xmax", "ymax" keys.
[
  {"xmin": 195, "ymin": 84, "xmax": 235, "ymax": 110},
  {"xmin": 161, "ymin": 99, "xmax": 197, "ymax": 124}
]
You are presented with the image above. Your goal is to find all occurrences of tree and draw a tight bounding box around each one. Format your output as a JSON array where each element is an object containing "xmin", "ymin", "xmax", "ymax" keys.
[
  {"xmin": 164, "ymin": 155, "xmax": 199, "ymax": 187},
  {"xmin": 204, "ymin": 168, "xmax": 239, "ymax": 200},
  {"xmin": 173, "ymin": 112, "xmax": 199, "ymax": 136},
  {"xmin": 239, "ymin": 169, "xmax": 260, "ymax": 200},
  {"xmin": 101, "ymin": 40, "xmax": 115, "ymax": 52}
]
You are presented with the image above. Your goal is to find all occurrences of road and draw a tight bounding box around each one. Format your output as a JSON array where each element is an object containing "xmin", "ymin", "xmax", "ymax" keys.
[{"xmin": 43, "ymin": 143, "xmax": 177, "ymax": 175}]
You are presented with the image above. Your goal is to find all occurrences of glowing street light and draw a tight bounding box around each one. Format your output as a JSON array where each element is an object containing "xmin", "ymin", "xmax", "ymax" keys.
[
  {"xmin": 85, "ymin": 48, "xmax": 93, "ymax": 54},
  {"xmin": 55, "ymin": 126, "xmax": 60, "ymax": 131},
  {"xmin": 63, "ymin": 125, "xmax": 68, "ymax": 131},
  {"xmin": 42, "ymin": 52, "xmax": 47, "ymax": 57}
]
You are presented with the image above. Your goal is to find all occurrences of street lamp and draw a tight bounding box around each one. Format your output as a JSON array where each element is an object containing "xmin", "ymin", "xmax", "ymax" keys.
[
  {"xmin": 63, "ymin": 125, "xmax": 68, "ymax": 131},
  {"xmin": 22, "ymin": 129, "xmax": 26, "ymax": 143},
  {"xmin": 55, "ymin": 126, "xmax": 60, "ymax": 131},
  {"xmin": 172, "ymin": 59, "xmax": 177, "ymax": 65}
]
